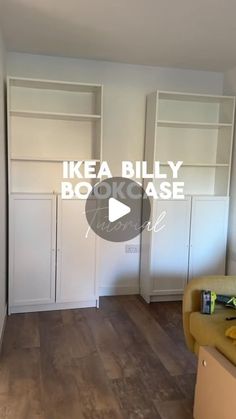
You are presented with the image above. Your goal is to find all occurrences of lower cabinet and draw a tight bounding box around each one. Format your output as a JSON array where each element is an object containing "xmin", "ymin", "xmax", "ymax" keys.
[
  {"xmin": 150, "ymin": 197, "xmax": 191, "ymax": 297},
  {"xmin": 56, "ymin": 198, "xmax": 97, "ymax": 304},
  {"xmin": 189, "ymin": 196, "xmax": 229, "ymax": 279},
  {"xmin": 9, "ymin": 194, "xmax": 56, "ymax": 309},
  {"xmin": 10, "ymin": 193, "xmax": 230, "ymax": 311},
  {"xmin": 140, "ymin": 196, "xmax": 229, "ymax": 302},
  {"xmin": 9, "ymin": 194, "xmax": 98, "ymax": 314}
]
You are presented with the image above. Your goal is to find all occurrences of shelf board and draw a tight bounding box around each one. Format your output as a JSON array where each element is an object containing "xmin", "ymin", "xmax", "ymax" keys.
[
  {"xmin": 10, "ymin": 110, "xmax": 101, "ymax": 121},
  {"xmin": 10, "ymin": 157, "xmax": 101, "ymax": 163},
  {"xmin": 158, "ymin": 90, "xmax": 235, "ymax": 103},
  {"xmin": 157, "ymin": 120, "xmax": 232, "ymax": 129},
  {"xmin": 10, "ymin": 191, "xmax": 91, "ymax": 198},
  {"xmin": 9, "ymin": 77, "xmax": 102, "ymax": 93},
  {"xmin": 160, "ymin": 163, "xmax": 229, "ymax": 167}
]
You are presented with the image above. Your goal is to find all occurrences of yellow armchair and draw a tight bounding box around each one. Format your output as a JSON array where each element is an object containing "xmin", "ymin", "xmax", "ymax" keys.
[{"xmin": 183, "ymin": 276, "xmax": 236, "ymax": 364}]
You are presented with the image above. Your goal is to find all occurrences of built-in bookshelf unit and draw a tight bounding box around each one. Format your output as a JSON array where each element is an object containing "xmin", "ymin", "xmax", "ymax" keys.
[
  {"xmin": 8, "ymin": 77, "xmax": 103, "ymax": 313},
  {"xmin": 154, "ymin": 91, "xmax": 235, "ymax": 196},
  {"xmin": 141, "ymin": 90, "xmax": 235, "ymax": 303},
  {"xmin": 8, "ymin": 77, "xmax": 103, "ymax": 193}
]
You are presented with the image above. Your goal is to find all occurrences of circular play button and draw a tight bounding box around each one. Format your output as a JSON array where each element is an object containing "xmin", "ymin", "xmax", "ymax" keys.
[{"xmin": 85, "ymin": 177, "xmax": 151, "ymax": 242}]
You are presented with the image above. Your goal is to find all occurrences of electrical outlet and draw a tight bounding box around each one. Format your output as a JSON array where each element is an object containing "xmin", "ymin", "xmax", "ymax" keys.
[{"xmin": 125, "ymin": 244, "xmax": 139, "ymax": 254}]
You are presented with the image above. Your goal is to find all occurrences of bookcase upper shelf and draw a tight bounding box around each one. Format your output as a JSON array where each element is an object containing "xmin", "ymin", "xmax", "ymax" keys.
[
  {"xmin": 10, "ymin": 110, "xmax": 101, "ymax": 121},
  {"xmin": 157, "ymin": 120, "xmax": 232, "ymax": 129},
  {"xmin": 10, "ymin": 157, "xmax": 101, "ymax": 162},
  {"xmin": 158, "ymin": 90, "xmax": 235, "ymax": 103},
  {"xmin": 159, "ymin": 163, "xmax": 229, "ymax": 167},
  {"xmin": 9, "ymin": 77, "xmax": 102, "ymax": 92},
  {"xmin": 157, "ymin": 90, "xmax": 235, "ymax": 126},
  {"xmin": 8, "ymin": 77, "xmax": 103, "ymax": 194},
  {"xmin": 8, "ymin": 77, "xmax": 103, "ymax": 117},
  {"xmin": 146, "ymin": 90, "xmax": 235, "ymax": 196}
]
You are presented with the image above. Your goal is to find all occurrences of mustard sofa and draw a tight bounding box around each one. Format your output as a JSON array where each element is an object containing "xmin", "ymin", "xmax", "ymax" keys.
[{"xmin": 183, "ymin": 276, "xmax": 236, "ymax": 366}]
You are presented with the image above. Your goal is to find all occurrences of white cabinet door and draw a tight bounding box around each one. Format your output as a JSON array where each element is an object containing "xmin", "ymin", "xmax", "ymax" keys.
[
  {"xmin": 10, "ymin": 194, "xmax": 56, "ymax": 307},
  {"xmin": 151, "ymin": 198, "xmax": 191, "ymax": 295},
  {"xmin": 189, "ymin": 196, "xmax": 229, "ymax": 279},
  {"xmin": 56, "ymin": 198, "xmax": 97, "ymax": 304}
]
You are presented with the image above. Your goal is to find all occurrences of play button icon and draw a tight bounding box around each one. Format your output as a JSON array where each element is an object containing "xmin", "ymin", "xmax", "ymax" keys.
[
  {"xmin": 108, "ymin": 198, "xmax": 131, "ymax": 222},
  {"xmin": 85, "ymin": 177, "xmax": 151, "ymax": 242}
]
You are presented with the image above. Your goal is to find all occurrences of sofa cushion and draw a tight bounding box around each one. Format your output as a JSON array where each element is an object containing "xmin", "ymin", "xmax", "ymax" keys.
[{"xmin": 190, "ymin": 308, "xmax": 236, "ymax": 365}]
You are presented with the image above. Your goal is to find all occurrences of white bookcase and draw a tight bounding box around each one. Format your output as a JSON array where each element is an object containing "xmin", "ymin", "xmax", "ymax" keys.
[
  {"xmin": 8, "ymin": 77, "xmax": 103, "ymax": 193},
  {"xmin": 8, "ymin": 77, "xmax": 103, "ymax": 313},
  {"xmin": 141, "ymin": 90, "xmax": 235, "ymax": 302}
]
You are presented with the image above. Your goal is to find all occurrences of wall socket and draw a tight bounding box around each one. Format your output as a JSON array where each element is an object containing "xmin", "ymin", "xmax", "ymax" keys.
[{"xmin": 125, "ymin": 244, "xmax": 139, "ymax": 254}]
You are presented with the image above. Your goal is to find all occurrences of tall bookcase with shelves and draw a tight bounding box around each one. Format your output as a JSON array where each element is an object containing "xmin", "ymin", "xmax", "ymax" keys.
[
  {"xmin": 141, "ymin": 90, "xmax": 235, "ymax": 303},
  {"xmin": 155, "ymin": 91, "xmax": 235, "ymax": 196},
  {"xmin": 8, "ymin": 77, "xmax": 103, "ymax": 313},
  {"xmin": 8, "ymin": 77, "xmax": 103, "ymax": 193}
]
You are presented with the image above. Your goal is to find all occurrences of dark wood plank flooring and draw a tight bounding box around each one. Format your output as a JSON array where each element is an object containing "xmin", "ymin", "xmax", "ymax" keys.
[{"xmin": 0, "ymin": 296, "xmax": 197, "ymax": 419}]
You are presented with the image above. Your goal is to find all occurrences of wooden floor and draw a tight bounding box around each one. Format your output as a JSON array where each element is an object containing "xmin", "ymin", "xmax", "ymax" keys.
[{"xmin": 0, "ymin": 296, "xmax": 197, "ymax": 419}]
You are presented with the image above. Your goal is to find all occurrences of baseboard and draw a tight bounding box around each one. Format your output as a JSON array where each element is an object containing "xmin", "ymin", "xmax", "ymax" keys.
[
  {"xmin": 99, "ymin": 285, "xmax": 139, "ymax": 296},
  {"xmin": 0, "ymin": 305, "xmax": 7, "ymax": 355},
  {"xmin": 150, "ymin": 294, "xmax": 183, "ymax": 302},
  {"xmin": 140, "ymin": 293, "xmax": 151, "ymax": 304},
  {"xmin": 9, "ymin": 300, "xmax": 98, "ymax": 314}
]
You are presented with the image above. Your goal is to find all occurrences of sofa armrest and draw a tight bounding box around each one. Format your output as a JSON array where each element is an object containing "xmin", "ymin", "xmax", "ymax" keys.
[{"xmin": 183, "ymin": 276, "xmax": 236, "ymax": 352}]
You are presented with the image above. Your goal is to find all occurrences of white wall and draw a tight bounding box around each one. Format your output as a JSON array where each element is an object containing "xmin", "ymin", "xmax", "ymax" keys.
[
  {"xmin": 7, "ymin": 52, "xmax": 224, "ymax": 295},
  {"xmin": 224, "ymin": 68, "xmax": 236, "ymax": 274},
  {"xmin": 0, "ymin": 30, "xmax": 7, "ymax": 339}
]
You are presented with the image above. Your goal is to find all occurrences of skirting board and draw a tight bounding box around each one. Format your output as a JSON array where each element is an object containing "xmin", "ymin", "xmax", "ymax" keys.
[
  {"xmin": 150, "ymin": 294, "xmax": 183, "ymax": 302},
  {"xmin": 9, "ymin": 300, "xmax": 98, "ymax": 314},
  {"xmin": 0, "ymin": 305, "xmax": 7, "ymax": 354},
  {"xmin": 99, "ymin": 285, "xmax": 139, "ymax": 296},
  {"xmin": 140, "ymin": 294, "xmax": 183, "ymax": 303}
]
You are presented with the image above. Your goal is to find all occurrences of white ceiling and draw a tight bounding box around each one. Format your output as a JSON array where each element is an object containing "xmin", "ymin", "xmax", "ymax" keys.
[{"xmin": 1, "ymin": 0, "xmax": 236, "ymax": 71}]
